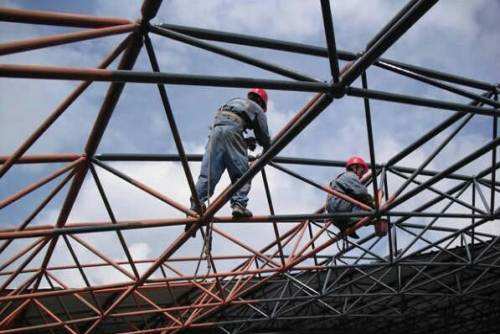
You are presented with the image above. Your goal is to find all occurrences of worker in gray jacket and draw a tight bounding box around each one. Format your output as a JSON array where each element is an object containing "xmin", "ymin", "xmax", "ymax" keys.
[
  {"xmin": 326, "ymin": 156, "xmax": 374, "ymax": 239},
  {"xmin": 188, "ymin": 88, "xmax": 271, "ymax": 234}
]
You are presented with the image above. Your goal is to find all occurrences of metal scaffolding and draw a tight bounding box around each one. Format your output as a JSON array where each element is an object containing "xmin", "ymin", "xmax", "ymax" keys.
[{"xmin": 0, "ymin": 1, "xmax": 499, "ymax": 333}]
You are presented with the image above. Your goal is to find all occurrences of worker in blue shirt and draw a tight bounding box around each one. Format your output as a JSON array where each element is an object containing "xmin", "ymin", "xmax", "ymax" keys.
[
  {"xmin": 186, "ymin": 88, "xmax": 271, "ymax": 236},
  {"xmin": 326, "ymin": 156, "xmax": 374, "ymax": 239}
]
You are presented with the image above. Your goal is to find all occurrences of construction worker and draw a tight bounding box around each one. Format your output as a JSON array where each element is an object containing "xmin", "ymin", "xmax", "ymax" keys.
[
  {"xmin": 188, "ymin": 88, "xmax": 271, "ymax": 228},
  {"xmin": 326, "ymin": 156, "xmax": 374, "ymax": 239}
]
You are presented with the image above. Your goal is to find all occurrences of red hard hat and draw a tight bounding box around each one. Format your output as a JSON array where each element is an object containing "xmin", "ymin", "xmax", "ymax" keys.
[
  {"xmin": 248, "ymin": 88, "xmax": 268, "ymax": 111},
  {"xmin": 346, "ymin": 156, "xmax": 369, "ymax": 173}
]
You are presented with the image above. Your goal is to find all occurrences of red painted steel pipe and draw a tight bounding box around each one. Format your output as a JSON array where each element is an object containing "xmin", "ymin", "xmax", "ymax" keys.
[
  {"xmin": 0, "ymin": 263, "xmax": 323, "ymax": 303},
  {"xmin": 0, "ymin": 7, "xmax": 132, "ymax": 28},
  {"xmin": 0, "ymin": 213, "xmax": 365, "ymax": 240},
  {"xmin": 0, "ymin": 157, "xmax": 84, "ymax": 209},
  {"xmin": 0, "ymin": 23, "xmax": 136, "ymax": 56},
  {"xmin": 0, "ymin": 153, "xmax": 81, "ymax": 164},
  {"xmin": 0, "ymin": 34, "xmax": 132, "ymax": 180}
]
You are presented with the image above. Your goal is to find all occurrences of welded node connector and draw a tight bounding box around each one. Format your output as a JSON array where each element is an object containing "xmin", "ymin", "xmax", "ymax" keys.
[
  {"xmin": 141, "ymin": 0, "xmax": 162, "ymax": 22},
  {"xmin": 329, "ymin": 83, "xmax": 345, "ymax": 98}
]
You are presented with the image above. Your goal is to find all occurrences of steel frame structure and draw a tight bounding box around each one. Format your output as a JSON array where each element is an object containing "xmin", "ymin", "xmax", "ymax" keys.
[{"xmin": 0, "ymin": 1, "xmax": 499, "ymax": 333}]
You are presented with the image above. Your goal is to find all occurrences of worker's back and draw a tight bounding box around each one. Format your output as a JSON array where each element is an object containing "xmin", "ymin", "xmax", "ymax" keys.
[
  {"xmin": 327, "ymin": 171, "xmax": 371, "ymax": 214},
  {"xmin": 217, "ymin": 97, "xmax": 271, "ymax": 149}
]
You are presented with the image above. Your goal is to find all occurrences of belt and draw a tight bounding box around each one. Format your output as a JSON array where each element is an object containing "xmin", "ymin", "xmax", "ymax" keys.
[{"xmin": 216, "ymin": 110, "xmax": 245, "ymax": 127}]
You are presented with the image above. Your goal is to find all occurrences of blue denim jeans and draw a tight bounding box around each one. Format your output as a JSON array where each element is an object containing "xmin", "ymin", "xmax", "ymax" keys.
[
  {"xmin": 193, "ymin": 119, "xmax": 250, "ymax": 209},
  {"xmin": 326, "ymin": 197, "xmax": 365, "ymax": 228}
]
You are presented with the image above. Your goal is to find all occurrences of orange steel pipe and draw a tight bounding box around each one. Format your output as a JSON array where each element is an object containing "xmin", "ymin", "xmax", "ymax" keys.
[
  {"xmin": 0, "ymin": 157, "xmax": 84, "ymax": 210},
  {"xmin": 70, "ymin": 234, "xmax": 135, "ymax": 280},
  {"xmin": 0, "ymin": 170, "xmax": 76, "ymax": 258},
  {"xmin": 0, "ymin": 219, "xmax": 308, "ymax": 332},
  {"xmin": 292, "ymin": 220, "xmax": 333, "ymax": 262},
  {"xmin": 0, "ymin": 223, "xmax": 308, "ymax": 330},
  {"xmin": 0, "ymin": 264, "xmax": 326, "ymax": 303},
  {"xmin": 0, "ymin": 272, "xmax": 43, "ymax": 333},
  {"xmin": 0, "ymin": 214, "xmax": 343, "ymax": 239},
  {"xmin": 45, "ymin": 271, "xmax": 101, "ymax": 315},
  {"xmin": 184, "ymin": 284, "xmax": 220, "ymax": 326},
  {"xmin": 178, "ymin": 225, "xmax": 300, "ymax": 319},
  {"xmin": 186, "ymin": 219, "xmax": 369, "ymax": 328},
  {"xmin": 289, "ymin": 221, "xmax": 308, "ymax": 258},
  {"xmin": 0, "ymin": 239, "xmax": 50, "ymax": 292},
  {"xmin": 0, "ymin": 153, "xmax": 81, "ymax": 164},
  {"xmin": 0, "ymin": 315, "xmax": 101, "ymax": 334},
  {"xmin": 0, "ymin": 299, "xmax": 31, "ymax": 329},
  {"xmin": 180, "ymin": 221, "xmax": 307, "ymax": 328},
  {"xmin": 134, "ymin": 290, "xmax": 183, "ymax": 326},
  {"xmin": 185, "ymin": 223, "xmax": 307, "ymax": 328},
  {"xmin": 0, "ymin": 255, "xmax": 267, "ymax": 276},
  {"xmin": 0, "ymin": 23, "xmax": 136, "ymax": 56},
  {"xmin": 225, "ymin": 258, "xmax": 254, "ymax": 301},
  {"xmin": 212, "ymin": 226, "xmax": 281, "ymax": 268},
  {"xmin": 33, "ymin": 299, "xmax": 78, "ymax": 334},
  {"xmin": 164, "ymin": 263, "xmax": 223, "ymax": 302},
  {"xmin": 0, "ymin": 33, "xmax": 132, "ymax": 180},
  {"xmin": 0, "ymin": 7, "xmax": 131, "ymax": 28},
  {"xmin": 0, "ymin": 238, "xmax": 44, "ymax": 272}
]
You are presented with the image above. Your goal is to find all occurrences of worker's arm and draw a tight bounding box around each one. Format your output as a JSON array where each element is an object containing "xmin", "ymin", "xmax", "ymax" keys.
[{"xmin": 253, "ymin": 111, "xmax": 271, "ymax": 151}]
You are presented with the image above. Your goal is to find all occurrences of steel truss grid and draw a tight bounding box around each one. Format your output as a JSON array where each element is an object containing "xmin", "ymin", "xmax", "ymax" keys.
[{"xmin": 0, "ymin": 1, "xmax": 499, "ymax": 333}]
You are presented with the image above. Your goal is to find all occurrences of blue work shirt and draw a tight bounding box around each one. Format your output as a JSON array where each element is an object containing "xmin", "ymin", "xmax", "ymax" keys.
[{"xmin": 219, "ymin": 97, "xmax": 271, "ymax": 150}]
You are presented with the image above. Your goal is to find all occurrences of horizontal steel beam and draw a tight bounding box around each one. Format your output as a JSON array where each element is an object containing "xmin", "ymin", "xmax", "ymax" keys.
[
  {"xmin": 149, "ymin": 25, "xmax": 318, "ymax": 82},
  {"xmin": 0, "ymin": 153, "xmax": 82, "ymax": 164},
  {"xmin": 2, "ymin": 209, "xmax": 495, "ymax": 240},
  {"xmin": 0, "ymin": 6, "xmax": 132, "ymax": 28},
  {"xmin": 0, "ymin": 64, "xmax": 330, "ymax": 92},
  {"xmin": 0, "ymin": 23, "xmax": 136, "ymax": 56},
  {"xmin": 3, "ymin": 152, "xmax": 499, "ymax": 184},
  {"xmin": 158, "ymin": 23, "xmax": 495, "ymax": 91},
  {"xmin": 346, "ymin": 86, "xmax": 500, "ymax": 117},
  {"xmin": 93, "ymin": 153, "xmax": 499, "ymax": 184}
]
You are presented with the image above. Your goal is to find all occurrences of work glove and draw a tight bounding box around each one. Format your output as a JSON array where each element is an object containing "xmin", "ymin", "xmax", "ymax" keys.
[{"xmin": 245, "ymin": 137, "xmax": 257, "ymax": 151}]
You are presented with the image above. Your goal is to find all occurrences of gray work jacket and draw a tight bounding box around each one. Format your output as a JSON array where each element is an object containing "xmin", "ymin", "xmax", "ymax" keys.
[
  {"xmin": 218, "ymin": 97, "xmax": 271, "ymax": 150},
  {"xmin": 329, "ymin": 171, "xmax": 372, "ymax": 205}
]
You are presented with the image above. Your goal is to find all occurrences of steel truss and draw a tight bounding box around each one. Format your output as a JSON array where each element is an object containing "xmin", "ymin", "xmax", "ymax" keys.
[{"xmin": 0, "ymin": 1, "xmax": 499, "ymax": 333}]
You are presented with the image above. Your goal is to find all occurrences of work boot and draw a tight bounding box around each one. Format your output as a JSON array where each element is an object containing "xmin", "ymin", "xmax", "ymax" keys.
[
  {"xmin": 337, "ymin": 222, "xmax": 360, "ymax": 239},
  {"xmin": 185, "ymin": 201, "xmax": 206, "ymax": 238},
  {"xmin": 348, "ymin": 230, "xmax": 360, "ymax": 239},
  {"xmin": 345, "ymin": 223, "xmax": 360, "ymax": 239},
  {"xmin": 231, "ymin": 203, "xmax": 253, "ymax": 218}
]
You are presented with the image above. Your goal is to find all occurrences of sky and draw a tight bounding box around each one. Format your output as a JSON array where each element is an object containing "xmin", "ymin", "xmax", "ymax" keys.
[{"xmin": 0, "ymin": 0, "xmax": 499, "ymax": 289}]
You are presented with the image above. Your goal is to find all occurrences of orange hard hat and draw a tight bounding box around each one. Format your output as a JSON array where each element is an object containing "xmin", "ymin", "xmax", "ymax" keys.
[
  {"xmin": 248, "ymin": 88, "xmax": 268, "ymax": 111},
  {"xmin": 346, "ymin": 156, "xmax": 369, "ymax": 173}
]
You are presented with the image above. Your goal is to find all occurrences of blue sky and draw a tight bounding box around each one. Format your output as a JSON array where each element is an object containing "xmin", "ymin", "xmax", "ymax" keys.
[{"xmin": 0, "ymin": 1, "xmax": 499, "ymax": 287}]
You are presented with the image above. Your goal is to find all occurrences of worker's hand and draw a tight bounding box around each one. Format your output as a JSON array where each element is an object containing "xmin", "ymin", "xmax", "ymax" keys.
[{"xmin": 245, "ymin": 137, "xmax": 257, "ymax": 151}]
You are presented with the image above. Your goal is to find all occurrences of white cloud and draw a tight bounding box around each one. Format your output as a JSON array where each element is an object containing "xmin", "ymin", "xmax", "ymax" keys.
[
  {"xmin": 157, "ymin": 0, "xmax": 322, "ymax": 42},
  {"xmin": 129, "ymin": 241, "xmax": 151, "ymax": 259}
]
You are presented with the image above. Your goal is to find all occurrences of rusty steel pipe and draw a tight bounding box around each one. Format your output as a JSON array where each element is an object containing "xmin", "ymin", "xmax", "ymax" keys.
[
  {"xmin": 0, "ymin": 212, "xmax": 377, "ymax": 240},
  {"xmin": 0, "ymin": 6, "xmax": 132, "ymax": 28},
  {"xmin": 0, "ymin": 157, "xmax": 84, "ymax": 210},
  {"xmin": 0, "ymin": 263, "xmax": 323, "ymax": 303},
  {"xmin": 0, "ymin": 33, "xmax": 132, "ymax": 179},
  {"xmin": 0, "ymin": 63, "xmax": 330, "ymax": 92},
  {"xmin": 0, "ymin": 23, "xmax": 136, "ymax": 56},
  {"xmin": 0, "ymin": 153, "xmax": 81, "ymax": 164}
]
